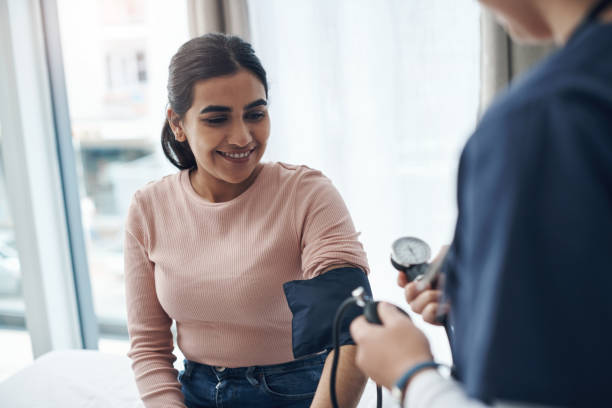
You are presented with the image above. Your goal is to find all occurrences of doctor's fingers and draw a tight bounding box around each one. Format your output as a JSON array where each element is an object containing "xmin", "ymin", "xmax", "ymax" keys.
[
  {"xmin": 408, "ymin": 289, "xmax": 442, "ymax": 314},
  {"xmin": 397, "ymin": 271, "xmax": 409, "ymax": 288},
  {"xmin": 421, "ymin": 302, "xmax": 447, "ymax": 326},
  {"xmin": 350, "ymin": 303, "xmax": 410, "ymax": 342},
  {"xmin": 377, "ymin": 302, "xmax": 412, "ymax": 326},
  {"xmin": 350, "ymin": 315, "xmax": 376, "ymax": 342},
  {"xmin": 404, "ymin": 281, "xmax": 432, "ymax": 303}
]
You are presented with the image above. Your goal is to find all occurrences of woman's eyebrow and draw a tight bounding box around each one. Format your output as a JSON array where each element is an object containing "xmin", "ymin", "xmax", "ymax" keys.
[
  {"xmin": 200, "ymin": 105, "xmax": 231, "ymax": 114},
  {"xmin": 244, "ymin": 99, "xmax": 267, "ymax": 109},
  {"xmin": 199, "ymin": 99, "xmax": 267, "ymax": 114}
]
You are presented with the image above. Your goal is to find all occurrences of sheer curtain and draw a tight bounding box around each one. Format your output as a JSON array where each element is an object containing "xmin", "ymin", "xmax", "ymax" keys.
[
  {"xmin": 187, "ymin": 0, "xmax": 251, "ymax": 40},
  {"xmin": 249, "ymin": 0, "xmax": 480, "ymax": 364}
]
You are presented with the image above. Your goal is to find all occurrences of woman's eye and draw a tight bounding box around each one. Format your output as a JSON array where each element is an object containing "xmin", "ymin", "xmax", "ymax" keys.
[
  {"xmin": 204, "ymin": 116, "xmax": 227, "ymax": 125},
  {"xmin": 245, "ymin": 111, "xmax": 265, "ymax": 121}
]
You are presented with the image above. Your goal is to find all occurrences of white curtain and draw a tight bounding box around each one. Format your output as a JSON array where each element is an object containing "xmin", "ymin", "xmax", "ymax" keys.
[
  {"xmin": 249, "ymin": 0, "xmax": 481, "ymax": 367},
  {"xmin": 187, "ymin": 0, "xmax": 250, "ymax": 40}
]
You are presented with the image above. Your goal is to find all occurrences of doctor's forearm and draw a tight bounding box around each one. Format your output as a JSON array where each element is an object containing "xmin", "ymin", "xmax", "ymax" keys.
[{"xmin": 310, "ymin": 346, "xmax": 367, "ymax": 408}]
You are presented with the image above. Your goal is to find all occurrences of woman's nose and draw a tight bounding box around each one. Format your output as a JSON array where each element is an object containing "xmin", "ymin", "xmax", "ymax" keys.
[{"xmin": 227, "ymin": 120, "xmax": 253, "ymax": 147}]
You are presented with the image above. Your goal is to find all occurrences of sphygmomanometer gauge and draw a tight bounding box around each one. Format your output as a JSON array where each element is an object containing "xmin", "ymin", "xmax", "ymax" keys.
[{"xmin": 390, "ymin": 236, "xmax": 431, "ymax": 282}]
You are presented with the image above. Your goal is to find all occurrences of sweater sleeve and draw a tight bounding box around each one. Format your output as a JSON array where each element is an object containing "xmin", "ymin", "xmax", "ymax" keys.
[
  {"xmin": 124, "ymin": 192, "xmax": 186, "ymax": 408},
  {"xmin": 294, "ymin": 168, "xmax": 369, "ymax": 278}
]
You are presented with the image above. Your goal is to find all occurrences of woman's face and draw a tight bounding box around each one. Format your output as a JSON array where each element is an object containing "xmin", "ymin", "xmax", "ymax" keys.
[{"xmin": 171, "ymin": 69, "xmax": 270, "ymax": 185}]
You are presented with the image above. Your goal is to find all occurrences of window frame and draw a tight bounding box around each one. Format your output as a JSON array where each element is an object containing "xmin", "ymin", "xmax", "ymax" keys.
[{"xmin": 0, "ymin": 0, "xmax": 98, "ymax": 355}]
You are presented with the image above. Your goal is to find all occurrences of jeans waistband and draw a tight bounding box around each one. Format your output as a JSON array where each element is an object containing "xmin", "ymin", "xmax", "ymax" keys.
[{"xmin": 183, "ymin": 350, "xmax": 329, "ymax": 381}]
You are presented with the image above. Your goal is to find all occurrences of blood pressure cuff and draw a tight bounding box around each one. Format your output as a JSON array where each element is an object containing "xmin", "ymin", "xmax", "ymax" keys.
[{"xmin": 283, "ymin": 267, "xmax": 372, "ymax": 359}]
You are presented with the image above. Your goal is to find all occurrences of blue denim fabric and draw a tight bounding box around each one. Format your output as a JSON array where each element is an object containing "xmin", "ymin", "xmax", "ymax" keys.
[{"xmin": 178, "ymin": 351, "xmax": 328, "ymax": 408}]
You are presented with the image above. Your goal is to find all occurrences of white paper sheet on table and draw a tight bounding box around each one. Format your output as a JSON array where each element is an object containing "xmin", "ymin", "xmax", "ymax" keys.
[
  {"xmin": 0, "ymin": 350, "xmax": 144, "ymax": 408},
  {"xmin": 0, "ymin": 349, "xmax": 385, "ymax": 407}
]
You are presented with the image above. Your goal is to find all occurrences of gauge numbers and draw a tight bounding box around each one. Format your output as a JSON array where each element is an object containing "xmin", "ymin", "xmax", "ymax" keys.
[{"xmin": 391, "ymin": 236, "xmax": 431, "ymax": 267}]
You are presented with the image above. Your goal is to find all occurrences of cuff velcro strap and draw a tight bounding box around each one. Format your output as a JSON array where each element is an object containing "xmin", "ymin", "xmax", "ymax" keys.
[{"xmin": 283, "ymin": 267, "xmax": 372, "ymax": 358}]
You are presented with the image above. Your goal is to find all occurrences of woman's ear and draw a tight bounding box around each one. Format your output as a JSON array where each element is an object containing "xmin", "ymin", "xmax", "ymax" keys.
[{"xmin": 167, "ymin": 108, "xmax": 187, "ymax": 142}]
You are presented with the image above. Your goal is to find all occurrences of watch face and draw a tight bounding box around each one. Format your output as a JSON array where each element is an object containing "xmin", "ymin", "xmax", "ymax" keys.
[{"xmin": 391, "ymin": 236, "xmax": 431, "ymax": 266}]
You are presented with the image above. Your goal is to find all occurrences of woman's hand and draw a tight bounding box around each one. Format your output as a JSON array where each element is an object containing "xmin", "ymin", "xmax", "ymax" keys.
[
  {"xmin": 397, "ymin": 245, "xmax": 450, "ymax": 326},
  {"xmin": 350, "ymin": 302, "xmax": 433, "ymax": 390}
]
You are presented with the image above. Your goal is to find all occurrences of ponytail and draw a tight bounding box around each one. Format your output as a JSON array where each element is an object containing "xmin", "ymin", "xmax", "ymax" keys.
[{"xmin": 160, "ymin": 119, "xmax": 196, "ymax": 170}]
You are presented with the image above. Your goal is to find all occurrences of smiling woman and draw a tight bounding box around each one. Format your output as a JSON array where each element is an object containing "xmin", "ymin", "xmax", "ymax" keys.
[
  {"xmin": 125, "ymin": 33, "xmax": 372, "ymax": 408},
  {"xmin": 168, "ymin": 70, "xmax": 270, "ymax": 202}
]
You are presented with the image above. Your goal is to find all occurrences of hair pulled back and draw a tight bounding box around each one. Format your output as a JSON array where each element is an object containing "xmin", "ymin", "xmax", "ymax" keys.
[{"xmin": 161, "ymin": 33, "xmax": 268, "ymax": 170}]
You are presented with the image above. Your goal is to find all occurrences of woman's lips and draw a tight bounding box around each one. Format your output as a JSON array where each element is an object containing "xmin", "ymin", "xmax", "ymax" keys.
[{"xmin": 217, "ymin": 148, "xmax": 256, "ymax": 163}]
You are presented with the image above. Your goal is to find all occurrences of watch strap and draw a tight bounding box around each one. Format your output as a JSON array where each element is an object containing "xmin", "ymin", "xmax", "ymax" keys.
[{"xmin": 391, "ymin": 361, "xmax": 440, "ymax": 407}]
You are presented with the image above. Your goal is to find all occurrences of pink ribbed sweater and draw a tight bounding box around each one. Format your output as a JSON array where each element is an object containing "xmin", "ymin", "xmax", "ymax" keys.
[{"xmin": 124, "ymin": 162, "xmax": 369, "ymax": 407}]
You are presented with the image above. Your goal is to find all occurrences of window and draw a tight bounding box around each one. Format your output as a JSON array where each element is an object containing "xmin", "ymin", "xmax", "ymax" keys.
[
  {"xmin": 0, "ymin": 121, "xmax": 33, "ymax": 381},
  {"xmin": 55, "ymin": 0, "xmax": 189, "ymax": 345},
  {"xmin": 249, "ymin": 0, "xmax": 480, "ymax": 364},
  {"xmin": 1, "ymin": 0, "xmax": 480, "ymax": 370}
]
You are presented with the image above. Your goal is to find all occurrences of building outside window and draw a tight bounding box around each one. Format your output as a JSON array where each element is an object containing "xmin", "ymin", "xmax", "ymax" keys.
[{"xmin": 55, "ymin": 0, "xmax": 188, "ymax": 340}]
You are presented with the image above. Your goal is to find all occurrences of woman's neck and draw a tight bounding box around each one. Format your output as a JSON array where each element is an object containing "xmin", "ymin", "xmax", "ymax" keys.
[
  {"xmin": 538, "ymin": 0, "xmax": 612, "ymax": 44},
  {"xmin": 189, "ymin": 164, "xmax": 263, "ymax": 203}
]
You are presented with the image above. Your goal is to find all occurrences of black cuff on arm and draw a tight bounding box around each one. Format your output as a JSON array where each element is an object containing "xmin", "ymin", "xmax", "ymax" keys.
[{"xmin": 283, "ymin": 267, "xmax": 372, "ymax": 359}]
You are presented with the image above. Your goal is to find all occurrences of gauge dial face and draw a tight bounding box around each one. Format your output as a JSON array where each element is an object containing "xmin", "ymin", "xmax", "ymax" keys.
[{"xmin": 391, "ymin": 237, "xmax": 431, "ymax": 266}]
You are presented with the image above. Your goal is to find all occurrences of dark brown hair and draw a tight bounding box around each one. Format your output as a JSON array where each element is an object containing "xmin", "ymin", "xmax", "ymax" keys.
[{"xmin": 161, "ymin": 33, "xmax": 268, "ymax": 170}]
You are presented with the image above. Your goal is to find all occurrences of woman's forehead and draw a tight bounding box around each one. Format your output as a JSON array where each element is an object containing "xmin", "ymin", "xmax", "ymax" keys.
[{"xmin": 191, "ymin": 70, "xmax": 266, "ymax": 108}]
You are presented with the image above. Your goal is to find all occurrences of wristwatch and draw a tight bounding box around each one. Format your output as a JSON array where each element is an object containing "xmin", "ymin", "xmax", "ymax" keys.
[{"xmin": 391, "ymin": 361, "xmax": 440, "ymax": 407}]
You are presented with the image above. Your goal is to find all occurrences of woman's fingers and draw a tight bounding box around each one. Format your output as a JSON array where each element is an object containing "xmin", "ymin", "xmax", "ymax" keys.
[{"xmin": 408, "ymin": 289, "xmax": 442, "ymax": 314}]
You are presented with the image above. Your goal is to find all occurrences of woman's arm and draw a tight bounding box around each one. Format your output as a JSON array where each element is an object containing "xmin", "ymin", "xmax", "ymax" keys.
[
  {"xmin": 310, "ymin": 346, "xmax": 367, "ymax": 408},
  {"xmin": 291, "ymin": 170, "xmax": 371, "ymax": 406},
  {"xmin": 310, "ymin": 262, "xmax": 368, "ymax": 407},
  {"xmin": 125, "ymin": 194, "xmax": 186, "ymax": 408}
]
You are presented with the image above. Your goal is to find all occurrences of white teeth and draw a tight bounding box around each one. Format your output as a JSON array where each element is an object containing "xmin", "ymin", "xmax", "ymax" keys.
[{"xmin": 221, "ymin": 150, "xmax": 251, "ymax": 159}]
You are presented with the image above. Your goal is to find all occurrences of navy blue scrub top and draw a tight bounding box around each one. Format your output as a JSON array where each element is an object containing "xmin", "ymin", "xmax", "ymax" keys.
[{"xmin": 444, "ymin": 15, "xmax": 612, "ymax": 408}]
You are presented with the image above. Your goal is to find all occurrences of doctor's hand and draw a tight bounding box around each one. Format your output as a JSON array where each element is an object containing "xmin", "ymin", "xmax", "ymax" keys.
[
  {"xmin": 396, "ymin": 244, "xmax": 450, "ymax": 288},
  {"xmin": 350, "ymin": 302, "xmax": 433, "ymax": 390},
  {"xmin": 398, "ymin": 245, "xmax": 450, "ymax": 326},
  {"xmin": 404, "ymin": 281, "xmax": 447, "ymax": 326}
]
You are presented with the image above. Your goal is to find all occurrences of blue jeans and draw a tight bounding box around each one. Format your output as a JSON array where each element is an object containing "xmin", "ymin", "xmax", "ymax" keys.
[{"xmin": 178, "ymin": 352, "xmax": 328, "ymax": 408}]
